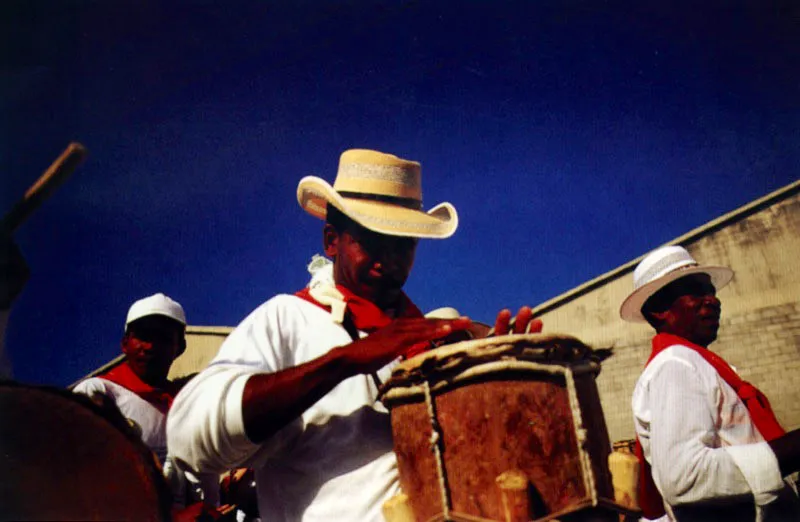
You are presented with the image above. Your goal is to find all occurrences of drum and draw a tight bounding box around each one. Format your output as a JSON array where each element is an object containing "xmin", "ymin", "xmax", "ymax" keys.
[
  {"xmin": 380, "ymin": 334, "xmax": 622, "ymax": 522},
  {"xmin": 0, "ymin": 381, "xmax": 172, "ymax": 521}
]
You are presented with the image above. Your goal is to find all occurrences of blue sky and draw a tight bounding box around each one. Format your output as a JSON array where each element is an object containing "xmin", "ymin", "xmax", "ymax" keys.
[{"xmin": 3, "ymin": 1, "xmax": 798, "ymax": 386}]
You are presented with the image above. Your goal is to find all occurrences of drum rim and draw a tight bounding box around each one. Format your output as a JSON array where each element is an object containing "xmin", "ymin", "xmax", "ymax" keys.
[
  {"xmin": 380, "ymin": 333, "xmax": 602, "ymax": 403},
  {"xmin": 397, "ymin": 333, "xmax": 589, "ymax": 371}
]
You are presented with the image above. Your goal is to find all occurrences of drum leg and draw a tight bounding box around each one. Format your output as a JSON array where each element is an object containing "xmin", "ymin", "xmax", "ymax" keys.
[{"xmin": 495, "ymin": 469, "xmax": 531, "ymax": 522}]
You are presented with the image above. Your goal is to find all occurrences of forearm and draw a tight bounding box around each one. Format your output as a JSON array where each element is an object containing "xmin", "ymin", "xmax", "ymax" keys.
[{"xmin": 242, "ymin": 345, "xmax": 357, "ymax": 443}]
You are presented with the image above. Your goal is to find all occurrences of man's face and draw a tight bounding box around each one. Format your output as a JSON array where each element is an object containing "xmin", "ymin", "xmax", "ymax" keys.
[
  {"xmin": 648, "ymin": 273, "xmax": 722, "ymax": 347},
  {"xmin": 122, "ymin": 315, "xmax": 184, "ymax": 385},
  {"xmin": 324, "ymin": 221, "xmax": 418, "ymax": 308}
]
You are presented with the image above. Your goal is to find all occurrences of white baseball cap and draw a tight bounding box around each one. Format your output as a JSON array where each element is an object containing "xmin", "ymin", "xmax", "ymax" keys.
[{"xmin": 125, "ymin": 293, "xmax": 186, "ymax": 329}]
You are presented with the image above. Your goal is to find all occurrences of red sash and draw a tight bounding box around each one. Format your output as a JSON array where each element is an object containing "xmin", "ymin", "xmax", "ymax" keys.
[
  {"xmin": 636, "ymin": 333, "xmax": 786, "ymax": 518},
  {"xmin": 295, "ymin": 285, "xmax": 429, "ymax": 358},
  {"xmin": 100, "ymin": 361, "xmax": 176, "ymax": 415}
]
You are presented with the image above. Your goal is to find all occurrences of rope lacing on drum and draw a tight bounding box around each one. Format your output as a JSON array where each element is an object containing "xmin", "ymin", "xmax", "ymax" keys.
[{"xmin": 423, "ymin": 380, "xmax": 451, "ymax": 520}]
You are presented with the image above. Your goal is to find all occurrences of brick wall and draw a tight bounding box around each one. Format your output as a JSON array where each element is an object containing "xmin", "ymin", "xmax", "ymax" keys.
[{"xmin": 536, "ymin": 183, "xmax": 800, "ymax": 442}]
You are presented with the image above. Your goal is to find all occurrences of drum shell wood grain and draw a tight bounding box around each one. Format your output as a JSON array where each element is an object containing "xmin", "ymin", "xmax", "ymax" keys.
[{"xmin": 387, "ymin": 366, "xmax": 615, "ymax": 522}]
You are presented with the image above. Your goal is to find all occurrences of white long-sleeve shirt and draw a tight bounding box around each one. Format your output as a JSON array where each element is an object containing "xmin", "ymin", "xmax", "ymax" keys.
[
  {"xmin": 74, "ymin": 377, "xmax": 170, "ymax": 462},
  {"xmin": 632, "ymin": 342, "xmax": 793, "ymax": 521},
  {"xmin": 167, "ymin": 294, "xmax": 401, "ymax": 522}
]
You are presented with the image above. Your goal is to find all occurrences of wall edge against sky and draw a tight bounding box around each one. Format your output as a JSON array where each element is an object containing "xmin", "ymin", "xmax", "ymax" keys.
[{"xmin": 532, "ymin": 178, "xmax": 800, "ymax": 317}]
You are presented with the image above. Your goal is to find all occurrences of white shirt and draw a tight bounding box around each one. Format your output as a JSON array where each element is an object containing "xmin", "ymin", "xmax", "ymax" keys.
[
  {"xmin": 632, "ymin": 342, "xmax": 791, "ymax": 521},
  {"xmin": 73, "ymin": 376, "xmax": 219, "ymax": 507},
  {"xmin": 167, "ymin": 294, "xmax": 401, "ymax": 522},
  {"xmin": 73, "ymin": 377, "xmax": 170, "ymax": 463}
]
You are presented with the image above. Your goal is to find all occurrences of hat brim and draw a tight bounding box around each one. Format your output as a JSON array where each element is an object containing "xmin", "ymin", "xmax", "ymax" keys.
[
  {"xmin": 297, "ymin": 176, "xmax": 458, "ymax": 239},
  {"xmin": 619, "ymin": 265, "xmax": 734, "ymax": 323}
]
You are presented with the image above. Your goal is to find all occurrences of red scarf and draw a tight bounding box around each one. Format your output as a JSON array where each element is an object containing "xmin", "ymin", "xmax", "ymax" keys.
[
  {"xmin": 295, "ymin": 285, "xmax": 429, "ymax": 358},
  {"xmin": 100, "ymin": 361, "xmax": 176, "ymax": 415},
  {"xmin": 635, "ymin": 333, "xmax": 786, "ymax": 519}
]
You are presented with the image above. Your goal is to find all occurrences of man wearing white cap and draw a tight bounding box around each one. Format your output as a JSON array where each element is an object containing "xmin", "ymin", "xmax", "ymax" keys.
[
  {"xmin": 73, "ymin": 293, "xmax": 219, "ymax": 518},
  {"xmin": 167, "ymin": 149, "xmax": 540, "ymax": 522},
  {"xmin": 621, "ymin": 245, "xmax": 800, "ymax": 521}
]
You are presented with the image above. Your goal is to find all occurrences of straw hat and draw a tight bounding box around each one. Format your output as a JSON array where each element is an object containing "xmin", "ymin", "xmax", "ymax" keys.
[
  {"xmin": 125, "ymin": 293, "xmax": 186, "ymax": 329},
  {"xmin": 619, "ymin": 245, "xmax": 733, "ymax": 323},
  {"xmin": 297, "ymin": 149, "xmax": 458, "ymax": 239}
]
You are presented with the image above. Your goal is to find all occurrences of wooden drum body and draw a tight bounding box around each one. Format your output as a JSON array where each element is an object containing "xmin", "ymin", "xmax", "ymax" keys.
[
  {"xmin": 380, "ymin": 334, "xmax": 620, "ymax": 522},
  {"xmin": 0, "ymin": 381, "xmax": 172, "ymax": 522}
]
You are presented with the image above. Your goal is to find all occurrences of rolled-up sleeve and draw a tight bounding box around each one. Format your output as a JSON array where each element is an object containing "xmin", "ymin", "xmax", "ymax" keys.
[
  {"xmin": 724, "ymin": 442, "xmax": 784, "ymax": 506},
  {"xmin": 643, "ymin": 355, "xmax": 783, "ymax": 508},
  {"xmin": 167, "ymin": 297, "xmax": 303, "ymax": 474},
  {"xmin": 167, "ymin": 364, "xmax": 261, "ymax": 473}
]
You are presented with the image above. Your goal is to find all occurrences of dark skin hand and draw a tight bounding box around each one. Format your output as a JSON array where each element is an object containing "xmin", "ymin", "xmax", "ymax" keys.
[
  {"xmin": 242, "ymin": 308, "xmax": 542, "ymax": 444},
  {"xmin": 242, "ymin": 218, "xmax": 543, "ymax": 444},
  {"xmin": 493, "ymin": 305, "xmax": 543, "ymax": 335},
  {"xmin": 242, "ymin": 316, "xmax": 471, "ymax": 443}
]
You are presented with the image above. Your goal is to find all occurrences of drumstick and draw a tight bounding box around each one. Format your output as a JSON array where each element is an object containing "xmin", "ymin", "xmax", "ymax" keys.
[{"xmin": 1, "ymin": 142, "xmax": 87, "ymax": 232}]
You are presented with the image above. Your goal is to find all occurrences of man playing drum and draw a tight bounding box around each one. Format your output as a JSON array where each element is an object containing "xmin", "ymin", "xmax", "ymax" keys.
[
  {"xmin": 167, "ymin": 148, "xmax": 541, "ymax": 521},
  {"xmin": 621, "ymin": 245, "xmax": 800, "ymax": 521}
]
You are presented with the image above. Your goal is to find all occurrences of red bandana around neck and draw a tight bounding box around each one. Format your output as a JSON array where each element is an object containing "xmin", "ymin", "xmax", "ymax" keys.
[
  {"xmin": 100, "ymin": 361, "xmax": 176, "ymax": 415},
  {"xmin": 295, "ymin": 284, "xmax": 429, "ymax": 358},
  {"xmin": 635, "ymin": 332, "xmax": 786, "ymax": 518}
]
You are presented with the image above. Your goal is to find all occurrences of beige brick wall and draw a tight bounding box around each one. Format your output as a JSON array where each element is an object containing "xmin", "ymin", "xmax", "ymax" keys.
[
  {"xmin": 535, "ymin": 183, "xmax": 800, "ymax": 443},
  {"xmin": 168, "ymin": 326, "xmax": 233, "ymax": 380}
]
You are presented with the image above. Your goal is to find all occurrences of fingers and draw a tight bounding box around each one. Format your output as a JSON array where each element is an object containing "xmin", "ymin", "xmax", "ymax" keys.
[
  {"xmin": 351, "ymin": 317, "xmax": 463, "ymax": 369},
  {"xmin": 513, "ymin": 306, "xmax": 533, "ymax": 334},
  {"xmin": 494, "ymin": 309, "xmax": 512, "ymax": 336},
  {"xmin": 409, "ymin": 317, "xmax": 471, "ymax": 340},
  {"xmin": 493, "ymin": 306, "xmax": 543, "ymax": 336},
  {"xmin": 526, "ymin": 318, "xmax": 544, "ymax": 334}
]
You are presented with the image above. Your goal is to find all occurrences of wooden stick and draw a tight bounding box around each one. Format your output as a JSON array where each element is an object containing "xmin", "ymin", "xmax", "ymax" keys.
[
  {"xmin": 1, "ymin": 142, "xmax": 87, "ymax": 232},
  {"xmin": 496, "ymin": 469, "xmax": 530, "ymax": 522}
]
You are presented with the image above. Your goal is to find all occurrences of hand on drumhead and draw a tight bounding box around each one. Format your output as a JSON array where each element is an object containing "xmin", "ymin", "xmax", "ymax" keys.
[
  {"xmin": 342, "ymin": 317, "xmax": 472, "ymax": 373},
  {"xmin": 493, "ymin": 306, "xmax": 543, "ymax": 336}
]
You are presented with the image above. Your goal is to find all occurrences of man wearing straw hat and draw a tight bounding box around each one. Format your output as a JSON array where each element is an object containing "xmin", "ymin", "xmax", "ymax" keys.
[
  {"xmin": 621, "ymin": 245, "xmax": 800, "ymax": 521},
  {"xmin": 168, "ymin": 149, "xmax": 540, "ymax": 521}
]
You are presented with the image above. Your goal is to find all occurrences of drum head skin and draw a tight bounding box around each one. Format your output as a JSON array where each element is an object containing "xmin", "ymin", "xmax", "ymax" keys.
[
  {"xmin": 382, "ymin": 333, "xmax": 603, "ymax": 398},
  {"xmin": 0, "ymin": 381, "xmax": 172, "ymax": 522}
]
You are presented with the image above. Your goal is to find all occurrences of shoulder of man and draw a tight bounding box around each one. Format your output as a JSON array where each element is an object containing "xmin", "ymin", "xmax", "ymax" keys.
[
  {"xmin": 638, "ymin": 343, "xmax": 711, "ymax": 386},
  {"xmin": 235, "ymin": 292, "xmax": 333, "ymax": 329},
  {"xmin": 72, "ymin": 376, "xmax": 110, "ymax": 395}
]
